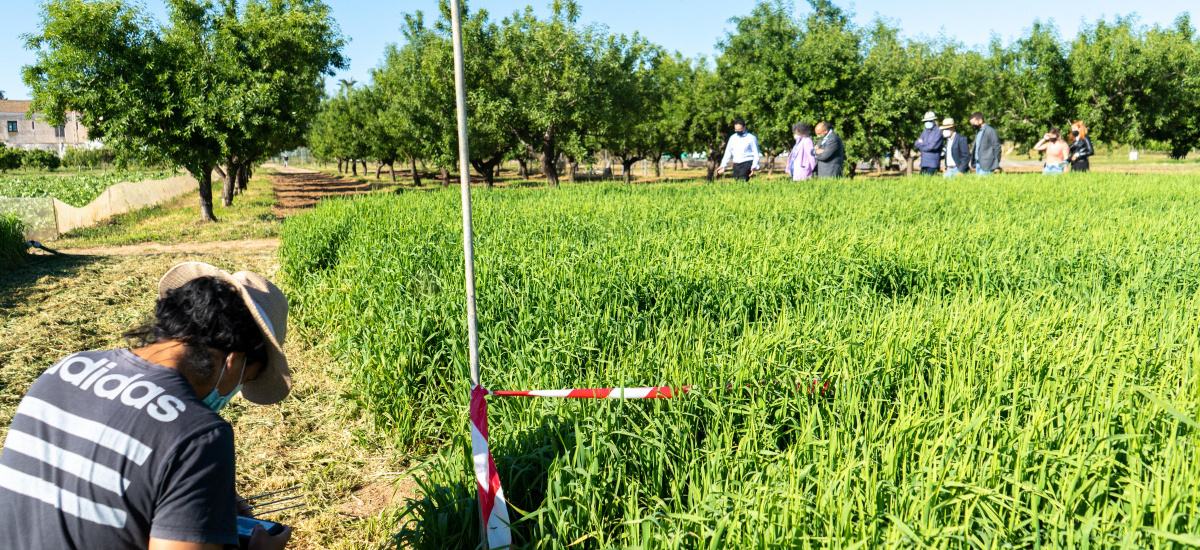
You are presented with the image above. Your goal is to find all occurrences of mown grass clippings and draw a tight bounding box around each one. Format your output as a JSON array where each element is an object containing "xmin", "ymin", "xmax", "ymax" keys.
[
  {"xmin": 0, "ymin": 250, "xmax": 412, "ymax": 550},
  {"xmin": 0, "ymin": 214, "xmax": 25, "ymax": 270},
  {"xmin": 282, "ymin": 172, "xmax": 1200, "ymax": 548}
]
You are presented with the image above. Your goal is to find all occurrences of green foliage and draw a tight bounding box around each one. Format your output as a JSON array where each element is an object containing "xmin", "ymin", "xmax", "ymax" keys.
[
  {"xmin": 0, "ymin": 144, "xmax": 23, "ymax": 173},
  {"xmin": 0, "ymin": 215, "xmax": 26, "ymax": 270},
  {"xmin": 0, "ymin": 170, "xmax": 174, "ymax": 207},
  {"xmin": 284, "ymin": 173, "xmax": 1200, "ymax": 548},
  {"xmin": 23, "ymin": 0, "xmax": 346, "ymax": 219},
  {"xmin": 21, "ymin": 149, "xmax": 61, "ymax": 172}
]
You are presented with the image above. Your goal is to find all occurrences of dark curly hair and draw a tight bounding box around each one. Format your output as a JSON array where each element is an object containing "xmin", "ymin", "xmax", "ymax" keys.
[{"xmin": 127, "ymin": 276, "xmax": 268, "ymax": 381}]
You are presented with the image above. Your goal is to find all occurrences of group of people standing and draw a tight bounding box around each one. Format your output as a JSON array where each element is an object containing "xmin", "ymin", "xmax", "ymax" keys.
[
  {"xmin": 715, "ymin": 111, "xmax": 1096, "ymax": 181},
  {"xmin": 716, "ymin": 118, "xmax": 844, "ymax": 181}
]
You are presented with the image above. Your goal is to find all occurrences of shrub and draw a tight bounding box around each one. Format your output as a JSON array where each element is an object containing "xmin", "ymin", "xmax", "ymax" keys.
[
  {"xmin": 0, "ymin": 144, "xmax": 22, "ymax": 173},
  {"xmin": 22, "ymin": 148, "xmax": 61, "ymax": 171}
]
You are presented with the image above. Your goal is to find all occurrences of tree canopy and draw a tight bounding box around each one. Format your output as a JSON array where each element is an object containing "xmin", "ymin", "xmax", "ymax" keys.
[{"xmin": 23, "ymin": 0, "xmax": 346, "ymax": 220}]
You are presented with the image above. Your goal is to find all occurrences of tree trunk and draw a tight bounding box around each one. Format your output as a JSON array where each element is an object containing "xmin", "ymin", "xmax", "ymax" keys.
[
  {"xmin": 350, "ymin": 159, "xmax": 357, "ymax": 176},
  {"xmin": 622, "ymin": 158, "xmax": 640, "ymax": 184},
  {"xmin": 237, "ymin": 164, "xmax": 250, "ymax": 192},
  {"xmin": 362, "ymin": 159, "xmax": 369, "ymax": 175},
  {"xmin": 390, "ymin": 160, "xmax": 397, "ymax": 182},
  {"xmin": 197, "ymin": 166, "xmax": 218, "ymax": 222},
  {"xmin": 337, "ymin": 158, "xmax": 343, "ymax": 174},
  {"xmin": 517, "ymin": 158, "xmax": 528, "ymax": 179},
  {"xmin": 375, "ymin": 160, "xmax": 384, "ymax": 179},
  {"xmin": 220, "ymin": 159, "xmax": 240, "ymax": 207},
  {"xmin": 539, "ymin": 131, "xmax": 559, "ymax": 186},
  {"xmin": 439, "ymin": 167, "xmax": 449, "ymax": 188},
  {"xmin": 900, "ymin": 142, "xmax": 914, "ymax": 177},
  {"xmin": 567, "ymin": 156, "xmax": 579, "ymax": 183},
  {"xmin": 767, "ymin": 152, "xmax": 777, "ymax": 176},
  {"xmin": 410, "ymin": 155, "xmax": 421, "ymax": 186},
  {"xmin": 848, "ymin": 162, "xmax": 857, "ymax": 179},
  {"xmin": 654, "ymin": 158, "xmax": 662, "ymax": 178},
  {"xmin": 494, "ymin": 163, "xmax": 501, "ymax": 181}
]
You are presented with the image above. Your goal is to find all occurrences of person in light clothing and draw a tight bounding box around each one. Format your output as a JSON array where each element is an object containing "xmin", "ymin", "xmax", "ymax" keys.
[
  {"xmin": 785, "ymin": 122, "xmax": 816, "ymax": 181},
  {"xmin": 0, "ymin": 262, "xmax": 293, "ymax": 550},
  {"xmin": 716, "ymin": 118, "xmax": 760, "ymax": 181},
  {"xmin": 940, "ymin": 118, "xmax": 970, "ymax": 177},
  {"xmin": 1034, "ymin": 127, "xmax": 1069, "ymax": 175}
]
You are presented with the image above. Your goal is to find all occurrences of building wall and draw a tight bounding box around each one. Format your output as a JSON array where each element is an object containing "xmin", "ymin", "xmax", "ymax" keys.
[{"xmin": 0, "ymin": 100, "xmax": 99, "ymax": 156}]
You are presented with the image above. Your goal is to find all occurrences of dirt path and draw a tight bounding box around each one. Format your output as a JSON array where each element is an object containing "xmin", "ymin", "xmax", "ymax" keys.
[
  {"xmin": 52, "ymin": 238, "xmax": 281, "ymax": 257},
  {"xmin": 262, "ymin": 163, "xmax": 392, "ymax": 218}
]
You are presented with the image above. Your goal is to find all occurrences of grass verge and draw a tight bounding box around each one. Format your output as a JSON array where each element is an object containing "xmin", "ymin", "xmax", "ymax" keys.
[{"xmin": 53, "ymin": 170, "xmax": 282, "ymax": 249}]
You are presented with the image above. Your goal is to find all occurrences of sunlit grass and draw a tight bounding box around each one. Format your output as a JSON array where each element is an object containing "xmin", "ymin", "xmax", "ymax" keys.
[{"xmin": 282, "ymin": 172, "xmax": 1200, "ymax": 548}]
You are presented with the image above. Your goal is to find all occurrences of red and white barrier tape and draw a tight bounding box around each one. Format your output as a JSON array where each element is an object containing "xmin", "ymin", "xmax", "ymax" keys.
[
  {"xmin": 470, "ymin": 377, "xmax": 832, "ymax": 547},
  {"xmin": 492, "ymin": 385, "xmax": 691, "ymax": 399},
  {"xmin": 469, "ymin": 385, "xmax": 512, "ymax": 548}
]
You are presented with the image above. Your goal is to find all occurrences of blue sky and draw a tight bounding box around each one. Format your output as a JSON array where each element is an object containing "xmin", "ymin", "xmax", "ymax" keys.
[{"xmin": 1, "ymin": 0, "xmax": 1194, "ymax": 99}]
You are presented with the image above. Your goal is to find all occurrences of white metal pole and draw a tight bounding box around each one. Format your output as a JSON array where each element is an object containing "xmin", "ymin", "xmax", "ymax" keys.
[{"xmin": 449, "ymin": 0, "xmax": 480, "ymax": 388}]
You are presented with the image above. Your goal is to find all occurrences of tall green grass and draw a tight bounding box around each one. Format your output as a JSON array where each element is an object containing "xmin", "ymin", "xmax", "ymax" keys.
[
  {"xmin": 0, "ymin": 214, "xmax": 26, "ymax": 270},
  {"xmin": 281, "ymin": 173, "xmax": 1200, "ymax": 548}
]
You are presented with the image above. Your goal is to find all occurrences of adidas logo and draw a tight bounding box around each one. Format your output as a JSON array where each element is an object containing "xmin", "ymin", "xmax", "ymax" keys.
[{"xmin": 44, "ymin": 354, "xmax": 187, "ymax": 422}]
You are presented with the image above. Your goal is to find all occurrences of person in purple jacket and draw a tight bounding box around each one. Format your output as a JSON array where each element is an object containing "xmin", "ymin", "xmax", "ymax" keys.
[
  {"xmin": 914, "ymin": 111, "xmax": 944, "ymax": 176},
  {"xmin": 785, "ymin": 122, "xmax": 817, "ymax": 181}
]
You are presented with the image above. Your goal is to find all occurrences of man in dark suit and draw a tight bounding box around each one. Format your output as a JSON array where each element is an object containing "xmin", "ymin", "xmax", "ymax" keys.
[
  {"xmin": 940, "ymin": 118, "xmax": 970, "ymax": 177},
  {"xmin": 812, "ymin": 121, "xmax": 844, "ymax": 179},
  {"xmin": 969, "ymin": 112, "xmax": 1001, "ymax": 175}
]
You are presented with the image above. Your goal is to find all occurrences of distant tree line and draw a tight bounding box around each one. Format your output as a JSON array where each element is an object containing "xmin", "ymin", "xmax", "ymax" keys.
[{"xmin": 310, "ymin": 0, "xmax": 1200, "ymax": 183}]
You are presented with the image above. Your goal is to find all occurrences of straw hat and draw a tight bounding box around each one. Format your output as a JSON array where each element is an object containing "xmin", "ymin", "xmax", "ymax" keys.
[
  {"xmin": 922, "ymin": 111, "xmax": 938, "ymax": 122},
  {"xmin": 940, "ymin": 117, "xmax": 956, "ymax": 130},
  {"xmin": 158, "ymin": 262, "xmax": 290, "ymax": 405}
]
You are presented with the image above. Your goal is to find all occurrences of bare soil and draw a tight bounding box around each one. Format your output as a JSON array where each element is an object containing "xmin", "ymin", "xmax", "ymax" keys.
[{"xmin": 266, "ymin": 164, "xmax": 392, "ymax": 218}]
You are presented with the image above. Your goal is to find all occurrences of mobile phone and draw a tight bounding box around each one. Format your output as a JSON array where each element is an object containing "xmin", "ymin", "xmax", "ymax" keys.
[{"xmin": 237, "ymin": 516, "xmax": 287, "ymax": 548}]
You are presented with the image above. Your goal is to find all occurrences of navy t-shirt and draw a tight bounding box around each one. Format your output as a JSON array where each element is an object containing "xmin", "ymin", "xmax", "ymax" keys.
[{"xmin": 0, "ymin": 349, "xmax": 239, "ymax": 549}]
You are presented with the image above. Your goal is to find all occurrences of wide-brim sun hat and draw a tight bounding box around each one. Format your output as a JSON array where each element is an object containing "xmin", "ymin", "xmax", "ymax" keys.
[
  {"xmin": 940, "ymin": 117, "xmax": 955, "ymax": 130},
  {"xmin": 158, "ymin": 262, "xmax": 290, "ymax": 405},
  {"xmin": 922, "ymin": 111, "xmax": 938, "ymax": 122}
]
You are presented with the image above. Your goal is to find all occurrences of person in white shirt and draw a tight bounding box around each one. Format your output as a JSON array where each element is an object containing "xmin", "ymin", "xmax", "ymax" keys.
[
  {"xmin": 716, "ymin": 118, "xmax": 760, "ymax": 181},
  {"xmin": 941, "ymin": 117, "xmax": 970, "ymax": 178}
]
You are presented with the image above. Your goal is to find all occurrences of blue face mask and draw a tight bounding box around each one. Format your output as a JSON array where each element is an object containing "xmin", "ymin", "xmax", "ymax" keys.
[
  {"xmin": 925, "ymin": 121, "xmax": 935, "ymax": 129},
  {"xmin": 202, "ymin": 355, "xmax": 246, "ymax": 412}
]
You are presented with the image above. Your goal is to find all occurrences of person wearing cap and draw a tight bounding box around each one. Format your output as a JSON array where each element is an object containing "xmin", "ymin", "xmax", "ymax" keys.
[
  {"xmin": 940, "ymin": 118, "xmax": 971, "ymax": 178},
  {"xmin": 0, "ymin": 262, "xmax": 292, "ymax": 550},
  {"xmin": 913, "ymin": 111, "xmax": 944, "ymax": 176}
]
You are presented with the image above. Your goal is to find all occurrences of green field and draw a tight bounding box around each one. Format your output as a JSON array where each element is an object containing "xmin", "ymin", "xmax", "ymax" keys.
[
  {"xmin": 281, "ymin": 173, "xmax": 1200, "ymax": 548},
  {"xmin": 0, "ymin": 170, "xmax": 176, "ymax": 207}
]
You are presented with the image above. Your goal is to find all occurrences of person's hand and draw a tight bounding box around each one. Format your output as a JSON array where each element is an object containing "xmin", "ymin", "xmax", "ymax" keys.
[
  {"xmin": 715, "ymin": 166, "xmax": 725, "ymax": 174},
  {"xmin": 814, "ymin": 148, "xmax": 824, "ymax": 155},
  {"xmin": 236, "ymin": 495, "xmax": 253, "ymax": 518},
  {"xmin": 249, "ymin": 524, "xmax": 292, "ymax": 550},
  {"xmin": 749, "ymin": 169, "xmax": 755, "ymax": 178}
]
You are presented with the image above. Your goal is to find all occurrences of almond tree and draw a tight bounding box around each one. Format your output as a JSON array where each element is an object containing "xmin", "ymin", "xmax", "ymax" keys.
[{"xmin": 23, "ymin": 0, "xmax": 344, "ymax": 220}]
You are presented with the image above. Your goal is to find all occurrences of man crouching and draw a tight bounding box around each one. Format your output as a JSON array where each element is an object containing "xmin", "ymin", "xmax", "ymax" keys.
[{"xmin": 0, "ymin": 262, "xmax": 293, "ymax": 550}]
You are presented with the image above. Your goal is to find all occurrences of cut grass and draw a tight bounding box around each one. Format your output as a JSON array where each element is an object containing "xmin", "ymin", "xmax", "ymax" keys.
[
  {"xmin": 0, "ymin": 250, "xmax": 411, "ymax": 550},
  {"xmin": 283, "ymin": 171, "xmax": 1200, "ymax": 548},
  {"xmin": 53, "ymin": 171, "xmax": 282, "ymax": 249}
]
